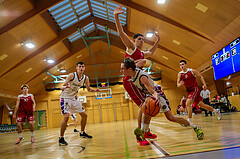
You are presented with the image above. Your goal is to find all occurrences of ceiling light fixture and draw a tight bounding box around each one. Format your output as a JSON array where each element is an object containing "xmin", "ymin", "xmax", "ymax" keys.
[
  {"xmin": 44, "ymin": 58, "xmax": 55, "ymax": 64},
  {"xmin": 157, "ymin": 0, "xmax": 166, "ymax": 4},
  {"xmin": 146, "ymin": 32, "xmax": 153, "ymax": 38},
  {"xmin": 21, "ymin": 42, "xmax": 35, "ymax": 48},
  {"xmin": 58, "ymin": 69, "xmax": 66, "ymax": 73}
]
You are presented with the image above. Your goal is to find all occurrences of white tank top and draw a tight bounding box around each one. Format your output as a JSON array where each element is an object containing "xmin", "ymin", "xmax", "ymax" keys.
[
  {"xmin": 130, "ymin": 68, "xmax": 156, "ymax": 95},
  {"xmin": 60, "ymin": 72, "xmax": 87, "ymax": 99}
]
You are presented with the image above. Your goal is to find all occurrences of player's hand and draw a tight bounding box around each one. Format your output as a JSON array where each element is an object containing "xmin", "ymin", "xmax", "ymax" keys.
[
  {"xmin": 33, "ymin": 107, "xmax": 35, "ymax": 112},
  {"xmin": 203, "ymin": 84, "xmax": 207, "ymax": 90},
  {"xmin": 150, "ymin": 96, "xmax": 161, "ymax": 108},
  {"xmin": 13, "ymin": 114, "xmax": 16, "ymax": 119},
  {"xmin": 114, "ymin": 5, "xmax": 124, "ymax": 16},
  {"xmin": 179, "ymin": 81, "xmax": 185, "ymax": 86},
  {"xmin": 95, "ymin": 88, "xmax": 101, "ymax": 92},
  {"xmin": 155, "ymin": 31, "xmax": 160, "ymax": 41}
]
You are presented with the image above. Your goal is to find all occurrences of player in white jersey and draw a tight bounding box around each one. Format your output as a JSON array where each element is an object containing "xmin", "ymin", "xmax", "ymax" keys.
[
  {"xmin": 59, "ymin": 62, "xmax": 100, "ymax": 146},
  {"xmin": 120, "ymin": 57, "xmax": 204, "ymax": 145}
]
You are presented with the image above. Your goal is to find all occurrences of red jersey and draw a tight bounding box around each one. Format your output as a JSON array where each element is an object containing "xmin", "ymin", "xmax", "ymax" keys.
[
  {"xmin": 125, "ymin": 47, "xmax": 144, "ymax": 60},
  {"xmin": 180, "ymin": 68, "xmax": 199, "ymax": 93},
  {"xmin": 182, "ymin": 98, "xmax": 186, "ymax": 108},
  {"xmin": 18, "ymin": 94, "xmax": 33, "ymax": 114}
]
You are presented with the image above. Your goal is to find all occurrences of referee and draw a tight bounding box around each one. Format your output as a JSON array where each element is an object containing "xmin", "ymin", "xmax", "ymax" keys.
[{"xmin": 200, "ymin": 86, "xmax": 212, "ymax": 116}]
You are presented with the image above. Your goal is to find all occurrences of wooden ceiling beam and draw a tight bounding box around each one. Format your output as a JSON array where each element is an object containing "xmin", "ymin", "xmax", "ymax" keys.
[
  {"xmin": 0, "ymin": 16, "xmax": 92, "ymax": 78},
  {"xmin": 26, "ymin": 31, "xmax": 97, "ymax": 84},
  {"xmin": 0, "ymin": 0, "xmax": 63, "ymax": 35},
  {"xmin": 87, "ymin": 0, "xmax": 98, "ymax": 35},
  {"xmin": 111, "ymin": 0, "xmax": 213, "ymax": 43},
  {"xmin": 93, "ymin": 16, "xmax": 188, "ymax": 60},
  {"xmin": 40, "ymin": 10, "xmax": 60, "ymax": 35}
]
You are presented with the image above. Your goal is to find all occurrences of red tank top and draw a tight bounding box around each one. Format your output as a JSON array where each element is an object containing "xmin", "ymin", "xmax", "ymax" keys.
[
  {"xmin": 125, "ymin": 47, "xmax": 144, "ymax": 60},
  {"xmin": 180, "ymin": 68, "xmax": 199, "ymax": 92},
  {"xmin": 18, "ymin": 94, "xmax": 33, "ymax": 113}
]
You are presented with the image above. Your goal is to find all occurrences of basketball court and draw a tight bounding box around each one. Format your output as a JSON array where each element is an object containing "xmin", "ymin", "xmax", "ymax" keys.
[
  {"xmin": 1, "ymin": 0, "xmax": 240, "ymax": 158},
  {"xmin": 0, "ymin": 112, "xmax": 240, "ymax": 158}
]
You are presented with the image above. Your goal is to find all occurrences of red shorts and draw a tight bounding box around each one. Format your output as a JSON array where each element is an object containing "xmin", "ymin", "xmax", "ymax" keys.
[
  {"xmin": 16, "ymin": 113, "xmax": 34, "ymax": 123},
  {"xmin": 187, "ymin": 87, "xmax": 203, "ymax": 104},
  {"xmin": 123, "ymin": 76, "xmax": 145, "ymax": 107}
]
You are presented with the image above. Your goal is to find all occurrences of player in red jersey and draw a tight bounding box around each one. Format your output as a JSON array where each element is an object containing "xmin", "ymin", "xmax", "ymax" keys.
[
  {"xmin": 177, "ymin": 60, "xmax": 221, "ymax": 126},
  {"xmin": 178, "ymin": 95, "xmax": 187, "ymax": 115},
  {"xmin": 13, "ymin": 84, "xmax": 36, "ymax": 144},
  {"xmin": 114, "ymin": 5, "xmax": 161, "ymax": 145}
]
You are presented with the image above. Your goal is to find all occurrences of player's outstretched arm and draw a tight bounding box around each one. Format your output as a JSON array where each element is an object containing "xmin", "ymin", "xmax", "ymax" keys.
[
  {"xmin": 135, "ymin": 59, "xmax": 146, "ymax": 68},
  {"xmin": 13, "ymin": 97, "xmax": 20, "ymax": 119},
  {"xmin": 31, "ymin": 94, "xmax": 36, "ymax": 112},
  {"xmin": 192, "ymin": 69, "xmax": 207, "ymax": 89},
  {"xmin": 114, "ymin": 5, "xmax": 135, "ymax": 50},
  {"xmin": 85, "ymin": 76, "xmax": 100, "ymax": 92},
  {"xmin": 144, "ymin": 32, "xmax": 160, "ymax": 58},
  {"xmin": 140, "ymin": 76, "xmax": 160, "ymax": 107},
  {"xmin": 61, "ymin": 73, "xmax": 74, "ymax": 90}
]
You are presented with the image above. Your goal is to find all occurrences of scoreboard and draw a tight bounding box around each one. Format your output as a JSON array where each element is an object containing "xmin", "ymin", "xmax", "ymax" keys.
[{"xmin": 212, "ymin": 37, "xmax": 240, "ymax": 80}]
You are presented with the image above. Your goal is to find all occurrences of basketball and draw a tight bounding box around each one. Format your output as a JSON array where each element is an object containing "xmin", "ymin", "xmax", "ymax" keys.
[{"xmin": 142, "ymin": 97, "xmax": 160, "ymax": 117}]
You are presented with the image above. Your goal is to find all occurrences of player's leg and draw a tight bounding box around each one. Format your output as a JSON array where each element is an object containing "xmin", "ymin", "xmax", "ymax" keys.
[
  {"xmin": 198, "ymin": 101, "xmax": 221, "ymax": 120},
  {"xmin": 16, "ymin": 115, "xmax": 25, "ymax": 144},
  {"xmin": 28, "ymin": 115, "xmax": 35, "ymax": 143},
  {"xmin": 79, "ymin": 112, "xmax": 92, "ymax": 139},
  {"xmin": 186, "ymin": 98, "xmax": 194, "ymax": 121},
  {"xmin": 137, "ymin": 106, "xmax": 142, "ymax": 128},
  {"xmin": 59, "ymin": 98, "xmax": 70, "ymax": 145},
  {"xmin": 164, "ymin": 110, "xmax": 204, "ymax": 140},
  {"xmin": 59, "ymin": 113, "xmax": 69, "ymax": 145}
]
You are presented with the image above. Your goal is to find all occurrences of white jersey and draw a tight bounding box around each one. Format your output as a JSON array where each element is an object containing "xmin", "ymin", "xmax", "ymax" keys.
[
  {"xmin": 60, "ymin": 72, "xmax": 87, "ymax": 99},
  {"xmin": 130, "ymin": 68, "xmax": 156, "ymax": 95}
]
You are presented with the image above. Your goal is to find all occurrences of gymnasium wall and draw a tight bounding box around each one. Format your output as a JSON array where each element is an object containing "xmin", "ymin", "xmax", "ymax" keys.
[{"xmin": 34, "ymin": 80, "xmax": 185, "ymax": 128}]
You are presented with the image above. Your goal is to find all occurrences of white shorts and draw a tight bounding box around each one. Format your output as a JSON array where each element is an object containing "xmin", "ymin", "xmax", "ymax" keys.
[
  {"xmin": 158, "ymin": 96, "xmax": 171, "ymax": 113},
  {"xmin": 60, "ymin": 98, "xmax": 85, "ymax": 114},
  {"xmin": 71, "ymin": 113, "xmax": 77, "ymax": 120}
]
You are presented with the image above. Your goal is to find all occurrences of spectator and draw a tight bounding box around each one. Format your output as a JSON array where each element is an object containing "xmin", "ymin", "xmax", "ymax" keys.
[
  {"xmin": 200, "ymin": 86, "xmax": 212, "ymax": 117},
  {"xmin": 219, "ymin": 94, "xmax": 230, "ymax": 112}
]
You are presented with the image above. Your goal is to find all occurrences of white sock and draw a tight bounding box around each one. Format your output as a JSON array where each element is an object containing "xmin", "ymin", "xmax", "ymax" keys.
[
  {"xmin": 187, "ymin": 118, "xmax": 191, "ymax": 122},
  {"xmin": 141, "ymin": 123, "xmax": 149, "ymax": 132},
  {"xmin": 80, "ymin": 131, "xmax": 84, "ymax": 134},
  {"xmin": 188, "ymin": 121, "xmax": 197, "ymax": 128},
  {"xmin": 18, "ymin": 133, "xmax": 23, "ymax": 138},
  {"xmin": 31, "ymin": 132, "xmax": 34, "ymax": 137}
]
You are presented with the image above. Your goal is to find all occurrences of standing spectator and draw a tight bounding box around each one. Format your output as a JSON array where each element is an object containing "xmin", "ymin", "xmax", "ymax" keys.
[{"xmin": 200, "ymin": 86, "xmax": 212, "ymax": 116}]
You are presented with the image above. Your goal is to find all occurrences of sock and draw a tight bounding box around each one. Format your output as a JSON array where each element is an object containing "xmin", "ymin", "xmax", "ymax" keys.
[
  {"xmin": 188, "ymin": 122, "xmax": 197, "ymax": 128},
  {"xmin": 31, "ymin": 132, "xmax": 34, "ymax": 137},
  {"xmin": 187, "ymin": 118, "xmax": 191, "ymax": 122},
  {"xmin": 18, "ymin": 133, "xmax": 23, "ymax": 138},
  {"xmin": 80, "ymin": 131, "xmax": 84, "ymax": 134},
  {"xmin": 141, "ymin": 123, "xmax": 149, "ymax": 132}
]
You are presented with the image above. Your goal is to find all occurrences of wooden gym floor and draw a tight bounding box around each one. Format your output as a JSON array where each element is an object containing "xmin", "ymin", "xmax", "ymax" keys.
[{"xmin": 0, "ymin": 112, "xmax": 240, "ymax": 159}]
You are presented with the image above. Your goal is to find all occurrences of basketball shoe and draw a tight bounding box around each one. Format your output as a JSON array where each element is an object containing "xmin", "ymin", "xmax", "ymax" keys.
[
  {"xmin": 16, "ymin": 137, "xmax": 24, "ymax": 144},
  {"xmin": 144, "ymin": 130, "xmax": 157, "ymax": 139},
  {"xmin": 59, "ymin": 137, "xmax": 68, "ymax": 146},
  {"xmin": 215, "ymin": 109, "xmax": 222, "ymax": 120},
  {"xmin": 194, "ymin": 126, "xmax": 204, "ymax": 140},
  {"xmin": 80, "ymin": 132, "xmax": 93, "ymax": 139},
  {"xmin": 31, "ymin": 136, "xmax": 35, "ymax": 143},
  {"xmin": 134, "ymin": 127, "xmax": 150, "ymax": 146}
]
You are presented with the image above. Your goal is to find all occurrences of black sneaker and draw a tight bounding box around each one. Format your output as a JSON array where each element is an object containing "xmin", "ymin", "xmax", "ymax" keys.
[
  {"xmin": 80, "ymin": 132, "xmax": 93, "ymax": 139},
  {"xmin": 59, "ymin": 137, "xmax": 68, "ymax": 146},
  {"xmin": 74, "ymin": 129, "xmax": 79, "ymax": 133}
]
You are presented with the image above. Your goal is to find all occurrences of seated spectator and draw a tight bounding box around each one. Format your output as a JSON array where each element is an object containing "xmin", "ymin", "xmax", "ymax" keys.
[{"xmin": 220, "ymin": 94, "xmax": 230, "ymax": 112}]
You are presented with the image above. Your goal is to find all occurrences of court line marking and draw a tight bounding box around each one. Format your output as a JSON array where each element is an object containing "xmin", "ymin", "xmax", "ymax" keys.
[
  {"xmin": 78, "ymin": 146, "xmax": 85, "ymax": 153},
  {"xmin": 123, "ymin": 122, "xmax": 130, "ymax": 158},
  {"xmin": 149, "ymin": 140, "xmax": 170, "ymax": 157}
]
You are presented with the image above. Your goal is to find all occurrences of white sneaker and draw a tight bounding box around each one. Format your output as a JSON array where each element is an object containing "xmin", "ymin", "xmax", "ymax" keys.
[{"xmin": 215, "ymin": 109, "xmax": 221, "ymax": 120}]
